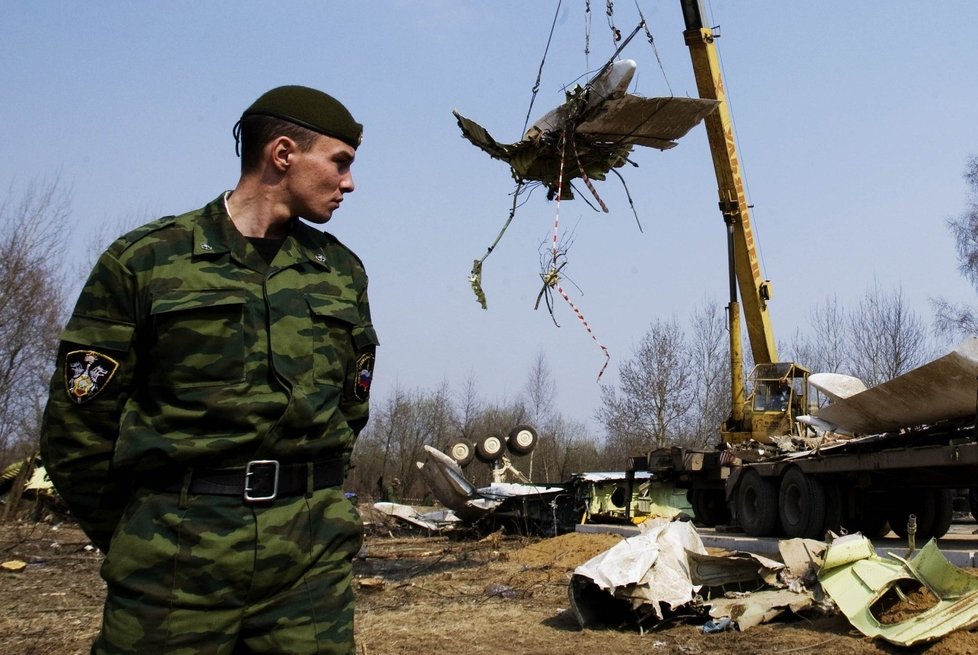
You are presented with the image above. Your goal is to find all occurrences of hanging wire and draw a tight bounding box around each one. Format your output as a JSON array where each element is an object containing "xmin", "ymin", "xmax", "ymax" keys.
[
  {"xmin": 605, "ymin": 0, "xmax": 621, "ymax": 44},
  {"xmin": 469, "ymin": 182, "xmax": 536, "ymax": 309},
  {"xmin": 522, "ymin": 0, "xmax": 563, "ymax": 136},
  {"xmin": 633, "ymin": 0, "xmax": 673, "ymax": 96},
  {"xmin": 584, "ymin": 0, "xmax": 592, "ymax": 68},
  {"xmin": 549, "ymin": 130, "xmax": 611, "ymax": 381}
]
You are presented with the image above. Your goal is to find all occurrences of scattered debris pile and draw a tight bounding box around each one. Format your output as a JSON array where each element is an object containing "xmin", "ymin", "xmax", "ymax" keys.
[{"xmin": 566, "ymin": 517, "xmax": 978, "ymax": 647}]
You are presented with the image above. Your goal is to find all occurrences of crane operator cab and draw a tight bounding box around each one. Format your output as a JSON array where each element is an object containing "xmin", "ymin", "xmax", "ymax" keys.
[{"xmin": 746, "ymin": 362, "xmax": 811, "ymax": 442}]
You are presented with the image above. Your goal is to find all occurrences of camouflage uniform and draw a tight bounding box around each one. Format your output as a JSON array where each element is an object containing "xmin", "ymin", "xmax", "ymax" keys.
[{"xmin": 40, "ymin": 194, "xmax": 377, "ymax": 654}]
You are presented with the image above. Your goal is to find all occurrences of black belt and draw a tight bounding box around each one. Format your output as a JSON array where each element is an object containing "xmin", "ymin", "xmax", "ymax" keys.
[{"xmin": 148, "ymin": 459, "xmax": 345, "ymax": 502}]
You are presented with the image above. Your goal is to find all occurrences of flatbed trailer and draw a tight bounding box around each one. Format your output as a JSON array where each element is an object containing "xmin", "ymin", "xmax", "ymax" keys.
[{"xmin": 628, "ymin": 420, "xmax": 978, "ymax": 540}]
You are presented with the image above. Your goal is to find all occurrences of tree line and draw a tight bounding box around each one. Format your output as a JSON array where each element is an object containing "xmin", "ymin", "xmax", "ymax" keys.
[{"xmin": 2, "ymin": 157, "xmax": 978, "ymax": 503}]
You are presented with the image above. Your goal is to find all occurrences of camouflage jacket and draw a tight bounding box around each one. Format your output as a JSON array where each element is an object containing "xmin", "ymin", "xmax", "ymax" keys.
[{"xmin": 40, "ymin": 194, "xmax": 378, "ymax": 549}]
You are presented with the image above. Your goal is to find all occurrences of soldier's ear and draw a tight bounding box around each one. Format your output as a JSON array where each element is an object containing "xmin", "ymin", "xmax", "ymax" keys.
[{"xmin": 268, "ymin": 136, "xmax": 296, "ymax": 174}]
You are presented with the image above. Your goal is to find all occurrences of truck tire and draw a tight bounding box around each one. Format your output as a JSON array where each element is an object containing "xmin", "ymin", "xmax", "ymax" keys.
[
  {"xmin": 778, "ymin": 468, "xmax": 827, "ymax": 539},
  {"xmin": 822, "ymin": 484, "xmax": 845, "ymax": 536},
  {"xmin": 928, "ymin": 489, "xmax": 953, "ymax": 539},
  {"xmin": 737, "ymin": 470, "xmax": 779, "ymax": 537},
  {"xmin": 507, "ymin": 425, "xmax": 538, "ymax": 455},
  {"xmin": 449, "ymin": 441, "xmax": 476, "ymax": 467},
  {"xmin": 852, "ymin": 511, "xmax": 890, "ymax": 539},
  {"xmin": 690, "ymin": 488, "xmax": 731, "ymax": 527},
  {"xmin": 475, "ymin": 435, "xmax": 506, "ymax": 463}
]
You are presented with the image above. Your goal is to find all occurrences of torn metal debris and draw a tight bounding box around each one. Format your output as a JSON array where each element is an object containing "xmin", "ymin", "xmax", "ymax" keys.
[
  {"xmin": 455, "ymin": 58, "xmax": 717, "ymax": 310},
  {"xmin": 453, "ymin": 59, "xmax": 717, "ymax": 203},
  {"xmin": 372, "ymin": 501, "xmax": 461, "ymax": 532},
  {"xmin": 818, "ymin": 533, "xmax": 978, "ymax": 647},
  {"xmin": 415, "ymin": 443, "xmax": 681, "ymax": 536}
]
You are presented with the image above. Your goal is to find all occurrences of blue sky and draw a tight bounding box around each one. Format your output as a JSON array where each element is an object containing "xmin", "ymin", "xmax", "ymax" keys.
[{"xmin": 3, "ymin": 1, "xmax": 977, "ymax": 433}]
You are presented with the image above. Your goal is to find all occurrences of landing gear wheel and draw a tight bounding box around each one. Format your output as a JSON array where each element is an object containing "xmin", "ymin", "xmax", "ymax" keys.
[
  {"xmin": 475, "ymin": 435, "xmax": 506, "ymax": 463},
  {"xmin": 778, "ymin": 468, "xmax": 827, "ymax": 539},
  {"xmin": 737, "ymin": 470, "xmax": 779, "ymax": 537},
  {"xmin": 507, "ymin": 425, "xmax": 538, "ymax": 455},
  {"xmin": 690, "ymin": 488, "xmax": 731, "ymax": 527},
  {"xmin": 449, "ymin": 441, "xmax": 475, "ymax": 467}
]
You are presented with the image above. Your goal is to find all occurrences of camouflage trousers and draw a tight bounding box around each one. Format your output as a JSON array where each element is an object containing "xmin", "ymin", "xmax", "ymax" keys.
[{"xmin": 92, "ymin": 485, "xmax": 362, "ymax": 654}]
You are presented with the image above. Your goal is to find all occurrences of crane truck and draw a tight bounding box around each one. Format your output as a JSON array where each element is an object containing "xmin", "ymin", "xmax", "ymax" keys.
[{"xmin": 627, "ymin": 0, "xmax": 978, "ymax": 541}]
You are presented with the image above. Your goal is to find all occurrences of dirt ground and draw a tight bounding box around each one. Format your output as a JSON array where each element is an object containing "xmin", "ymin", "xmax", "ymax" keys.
[{"xmin": 3, "ymin": 509, "xmax": 978, "ymax": 655}]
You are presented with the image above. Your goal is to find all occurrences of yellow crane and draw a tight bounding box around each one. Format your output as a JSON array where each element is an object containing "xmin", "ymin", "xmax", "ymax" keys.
[{"xmin": 681, "ymin": 0, "xmax": 809, "ymax": 445}]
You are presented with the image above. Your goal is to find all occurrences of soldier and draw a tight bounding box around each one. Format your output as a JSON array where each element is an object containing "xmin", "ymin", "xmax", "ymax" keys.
[{"xmin": 40, "ymin": 86, "xmax": 378, "ymax": 654}]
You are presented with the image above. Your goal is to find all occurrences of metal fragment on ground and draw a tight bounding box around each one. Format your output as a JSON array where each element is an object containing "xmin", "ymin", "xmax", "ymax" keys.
[{"xmin": 818, "ymin": 533, "xmax": 978, "ymax": 646}]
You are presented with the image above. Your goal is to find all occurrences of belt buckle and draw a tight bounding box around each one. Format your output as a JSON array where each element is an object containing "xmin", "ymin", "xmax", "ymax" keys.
[{"xmin": 244, "ymin": 460, "xmax": 279, "ymax": 502}]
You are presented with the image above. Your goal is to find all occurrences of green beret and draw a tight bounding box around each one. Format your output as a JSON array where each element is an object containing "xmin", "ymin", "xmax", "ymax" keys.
[{"xmin": 242, "ymin": 85, "xmax": 363, "ymax": 149}]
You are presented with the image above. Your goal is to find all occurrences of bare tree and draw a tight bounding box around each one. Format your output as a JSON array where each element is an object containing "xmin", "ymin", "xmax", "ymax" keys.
[
  {"xmin": 934, "ymin": 155, "xmax": 978, "ymax": 339},
  {"xmin": 454, "ymin": 373, "xmax": 483, "ymax": 449},
  {"xmin": 522, "ymin": 351, "xmax": 557, "ymax": 480},
  {"xmin": 597, "ymin": 317, "xmax": 694, "ymax": 460},
  {"xmin": 396, "ymin": 382, "xmax": 458, "ymax": 499},
  {"xmin": 523, "ymin": 350, "xmax": 556, "ymax": 427},
  {"xmin": 685, "ymin": 299, "xmax": 729, "ymax": 448},
  {"xmin": 791, "ymin": 295, "xmax": 849, "ymax": 374},
  {"xmin": 848, "ymin": 282, "xmax": 931, "ymax": 386},
  {"xmin": 0, "ymin": 178, "xmax": 71, "ymax": 465},
  {"xmin": 349, "ymin": 385, "xmax": 410, "ymax": 499}
]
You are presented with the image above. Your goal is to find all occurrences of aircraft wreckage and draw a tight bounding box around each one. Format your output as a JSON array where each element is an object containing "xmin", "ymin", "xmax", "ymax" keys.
[
  {"xmin": 453, "ymin": 58, "xmax": 718, "ymax": 202},
  {"xmin": 411, "ymin": 442, "xmax": 682, "ymax": 537},
  {"xmin": 454, "ymin": 57, "xmax": 718, "ymax": 311}
]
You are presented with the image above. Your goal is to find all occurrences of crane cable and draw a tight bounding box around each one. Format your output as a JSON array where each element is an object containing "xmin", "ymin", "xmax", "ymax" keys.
[{"xmin": 471, "ymin": 0, "xmax": 563, "ymax": 309}]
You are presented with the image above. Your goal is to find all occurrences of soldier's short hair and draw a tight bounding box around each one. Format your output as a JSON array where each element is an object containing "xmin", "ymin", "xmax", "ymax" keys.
[{"xmin": 237, "ymin": 115, "xmax": 320, "ymax": 174}]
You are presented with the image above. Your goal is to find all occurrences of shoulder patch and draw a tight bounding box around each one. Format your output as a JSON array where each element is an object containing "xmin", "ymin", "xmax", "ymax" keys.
[
  {"xmin": 64, "ymin": 350, "xmax": 120, "ymax": 404},
  {"xmin": 351, "ymin": 351, "xmax": 375, "ymax": 402}
]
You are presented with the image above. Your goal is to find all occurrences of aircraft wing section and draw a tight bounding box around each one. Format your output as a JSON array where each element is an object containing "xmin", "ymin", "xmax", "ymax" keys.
[
  {"xmin": 453, "ymin": 109, "xmax": 544, "ymax": 180},
  {"xmin": 576, "ymin": 95, "xmax": 719, "ymax": 150},
  {"xmin": 452, "ymin": 110, "xmax": 517, "ymax": 161},
  {"xmin": 809, "ymin": 373, "xmax": 868, "ymax": 401},
  {"xmin": 813, "ymin": 337, "xmax": 978, "ymax": 434}
]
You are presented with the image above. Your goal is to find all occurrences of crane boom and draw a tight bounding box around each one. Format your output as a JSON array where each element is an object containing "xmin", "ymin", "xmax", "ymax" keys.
[{"xmin": 681, "ymin": 0, "xmax": 778, "ymax": 365}]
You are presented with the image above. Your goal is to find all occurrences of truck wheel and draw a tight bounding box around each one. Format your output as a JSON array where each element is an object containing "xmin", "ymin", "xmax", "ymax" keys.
[
  {"xmin": 779, "ymin": 468, "xmax": 827, "ymax": 539},
  {"xmin": 475, "ymin": 435, "xmax": 505, "ymax": 463},
  {"xmin": 449, "ymin": 441, "xmax": 475, "ymax": 467},
  {"xmin": 737, "ymin": 470, "xmax": 779, "ymax": 537},
  {"xmin": 928, "ymin": 489, "xmax": 953, "ymax": 539},
  {"xmin": 822, "ymin": 484, "xmax": 845, "ymax": 536},
  {"xmin": 507, "ymin": 425, "xmax": 538, "ymax": 455},
  {"xmin": 690, "ymin": 488, "xmax": 731, "ymax": 527},
  {"xmin": 852, "ymin": 511, "xmax": 890, "ymax": 539}
]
